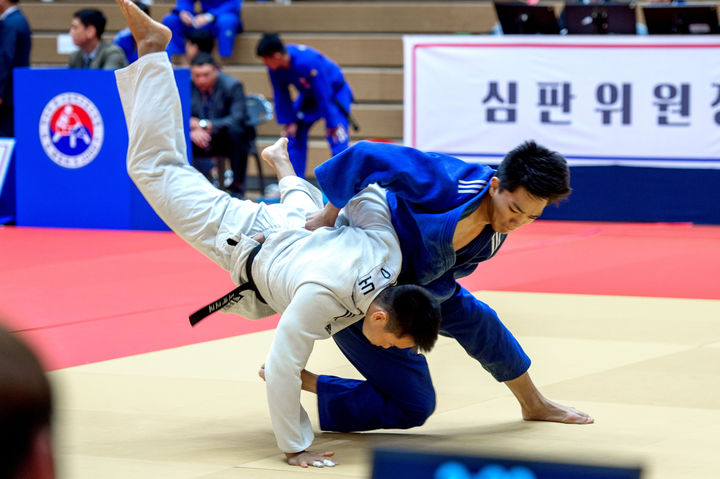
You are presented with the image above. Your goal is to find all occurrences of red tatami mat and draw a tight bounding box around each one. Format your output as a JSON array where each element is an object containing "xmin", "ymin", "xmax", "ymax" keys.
[
  {"xmin": 1, "ymin": 221, "xmax": 718, "ymax": 370},
  {"xmin": 458, "ymin": 221, "xmax": 720, "ymax": 299}
]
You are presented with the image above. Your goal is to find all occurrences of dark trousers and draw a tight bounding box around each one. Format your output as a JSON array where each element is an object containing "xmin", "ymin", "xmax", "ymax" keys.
[
  {"xmin": 192, "ymin": 126, "xmax": 248, "ymax": 192},
  {"xmin": 0, "ymin": 105, "xmax": 14, "ymax": 137},
  {"xmin": 316, "ymin": 321, "xmax": 436, "ymax": 432}
]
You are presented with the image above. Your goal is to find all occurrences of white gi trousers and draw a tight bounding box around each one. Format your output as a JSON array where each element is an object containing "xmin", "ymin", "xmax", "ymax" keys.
[{"xmin": 115, "ymin": 52, "xmax": 324, "ymax": 318}]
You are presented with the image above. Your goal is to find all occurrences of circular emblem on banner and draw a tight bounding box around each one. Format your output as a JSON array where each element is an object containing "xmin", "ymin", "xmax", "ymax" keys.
[{"xmin": 39, "ymin": 92, "xmax": 104, "ymax": 169}]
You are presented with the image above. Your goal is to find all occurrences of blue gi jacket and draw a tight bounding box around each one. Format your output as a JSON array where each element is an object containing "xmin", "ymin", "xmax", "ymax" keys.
[
  {"xmin": 114, "ymin": 28, "xmax": 137, "ymax": 64},
  {"xmin": 174, "ymin": 0, "xmax": 240, "ymax": 17},
  {"xmin": 315, "ymin": 141, "xmax": 531, "ymax": 382},
  {"xmin": 268, "ymin": 45, "xmax": 352, "ymax": 128},
  {"xmin": 316, "ymin": 141, "xmax": 505, "ymax": 299}
]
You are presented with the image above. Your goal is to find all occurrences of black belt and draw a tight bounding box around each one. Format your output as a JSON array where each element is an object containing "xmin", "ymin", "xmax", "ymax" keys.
[
  {"xmin": 333, "ymin": 98, "xmax": 360, "ymax": 132},
  {"xmin": 189, "ymin": 243, "xmax": 266, "ymax": 326}
]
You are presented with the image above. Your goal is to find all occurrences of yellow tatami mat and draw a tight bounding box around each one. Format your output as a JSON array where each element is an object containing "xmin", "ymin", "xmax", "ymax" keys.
[{"xmin": 49, "ymin": 291, "xmax": 720, "ymax": 479}]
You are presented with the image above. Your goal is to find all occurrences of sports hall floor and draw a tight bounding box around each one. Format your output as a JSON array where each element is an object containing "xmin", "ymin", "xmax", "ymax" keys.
[{"xmin": 2, "ymin": 220, "xmax": 719, "ymax": 478}]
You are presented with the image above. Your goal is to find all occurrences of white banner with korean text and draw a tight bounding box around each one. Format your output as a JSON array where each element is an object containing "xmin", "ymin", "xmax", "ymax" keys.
[{"xmin": 403, "ymin": 35, "xmax": 720, "ymax": 168}]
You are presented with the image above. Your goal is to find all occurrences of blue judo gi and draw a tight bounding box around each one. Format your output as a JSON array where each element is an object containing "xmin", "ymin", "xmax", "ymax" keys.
[
  {"xmin": 162, "ymin": 0, "xmax": 242, "ymax": 59},
  {"xmin": 313, "ymin": 141, "xmax": 532, "ymax": 432},
  {"xmin": 267, "ymin": 45, "xmax": 353, "ymax": 178},
  {"xmin": 114, "ymin": 28, "xmax": 137, "ymax": 64}
]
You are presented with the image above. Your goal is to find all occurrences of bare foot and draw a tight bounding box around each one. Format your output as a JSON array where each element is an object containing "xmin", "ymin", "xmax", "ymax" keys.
[
  {"xmin": 258, "ymin": 364, "xmax": 318, "ymax": 394},
  {"xmin": 286, "ymin": 450, "xmax": 337, "ymax": 468},
  {"xmin": 261, "ymin": 138, "xmax": 296, "ymax": 180},
  {"xmin": 114, "ymin": 0, "xmax": 171, "ymax": 57},
  {"xmin": 522, "ymin": 398, "xmax": 594, "ymax": 424},
  {"xmin": 506, "ymin": 371, "xmax": 594, "ymax": 425}
]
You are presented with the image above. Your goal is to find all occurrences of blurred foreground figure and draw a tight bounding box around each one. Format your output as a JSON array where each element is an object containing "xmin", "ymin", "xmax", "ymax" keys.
[{"xmin": 0, "ymin": 323, "xmax": 55, "ymax": 479}]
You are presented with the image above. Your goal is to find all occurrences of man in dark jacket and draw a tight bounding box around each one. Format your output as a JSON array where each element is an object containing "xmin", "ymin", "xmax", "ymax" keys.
[
  {"xmin": 68, "ymin": 9, "xmax": 127, "ymax": 70},
  {"xmin": 190, "ymin": 52, "xmax": 249, "ymax": 197},
  {"xmin": 0, "ymin": 0, "xmax": 31, "ymax": 137}
]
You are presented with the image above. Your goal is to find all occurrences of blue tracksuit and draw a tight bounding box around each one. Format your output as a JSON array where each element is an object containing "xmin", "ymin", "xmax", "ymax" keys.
[
  {"xmin": 267, "ymin": 45, "xmax": 353, "ymax": 178},
  {"xmin": 313, "ymin": 141, "xmax": 531, "ymax": 432},
  {"xmin": 163, "ymin": 0, "xmax": 242, "ymax": 58},
  {"xmin": 114, "ymin": 28, "xmax": 137, "ymax": 64}
]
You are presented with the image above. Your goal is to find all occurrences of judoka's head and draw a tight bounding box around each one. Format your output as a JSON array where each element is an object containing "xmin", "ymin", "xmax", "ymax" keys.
[
  {"xmin": 186, "ymin": 29, "xmax": 215, "ymax": 63},
  {"xmin": 256, "ymin": 33, "xmax": 289, "ymax": 71},
  {"xmin": 487, "ymin": 141, "xmax": 570, "ymax": 234},
  {"xmin": 362, "ymin": 285, "xmax": 441, "ymax": 353},
  {"xmin": 70, "ymin": 9, "xmax": 106, "ymax": 50},
  {"xmin": 190, "ymin": 53, "xmax": 220, "ymax": 93}
]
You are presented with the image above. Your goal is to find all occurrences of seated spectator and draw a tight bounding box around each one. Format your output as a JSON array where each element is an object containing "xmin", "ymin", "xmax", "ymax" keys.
[
  {"xmin": 0, "ymin": 0, "xmax": 31, "ymax": 137},
  {"xmin": 68, "ymin": 9, "xmax": 128, "ymax": 69},
  {"xmin": 189, "ymin": 52, "xmax": 249, "ymax": 197},
  {"xmin": 0, "ymin": 323, "xmax": 55, "ymax": 479},
  {"xmin": 185, "ymin": 28, "xmax": 215, "ymax": 64},
  {"xmin": 113, "ymin": 1, "xmax": 150, "ymax": 64},
  {"xmin": 163, "ymin": 0, "xmax": 242, "ymax": 64}
]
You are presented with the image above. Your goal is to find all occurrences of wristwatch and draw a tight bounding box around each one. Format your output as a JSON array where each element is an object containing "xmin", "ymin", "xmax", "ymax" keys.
[{"xmin": 199, "ymin": 119, "xmax": 208, "ymax": 129}]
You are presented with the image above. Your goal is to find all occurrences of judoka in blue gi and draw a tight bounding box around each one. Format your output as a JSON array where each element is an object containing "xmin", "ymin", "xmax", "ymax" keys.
[
  {"xmin": 256, "ymin": 33, "xmax": 353, "ymax": 178},
  {"xmin": 302, "ymin": 141, "xmax": 595, "ymax": 432},
  {"xmin": 162, "ymin": 0, "xmax": 242, "ymax": 61}
]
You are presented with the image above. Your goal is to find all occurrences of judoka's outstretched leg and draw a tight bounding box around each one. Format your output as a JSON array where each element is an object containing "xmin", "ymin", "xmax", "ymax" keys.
[{"xmin": 114, "ymin": 0, "xmax": 267, "ymax": 272}]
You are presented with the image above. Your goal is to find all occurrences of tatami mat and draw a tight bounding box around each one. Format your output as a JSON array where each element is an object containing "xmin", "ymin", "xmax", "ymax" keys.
[{"xmin": 48, "ymin": 292, "xmax": 720, "ymax": 479}]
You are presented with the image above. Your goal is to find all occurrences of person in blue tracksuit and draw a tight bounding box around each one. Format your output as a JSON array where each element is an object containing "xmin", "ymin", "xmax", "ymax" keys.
[
  {"xmin": 114, "ymin": 1, "xmax": 150, "ymax": 64},
  {"xmin": 256, "ymin": 33, "xmax": 353, "ymax": 178},
  {"xmin": 162, "ymin": 0, "xmax": 242, "ymax": 62},
  {"xmin": 303, "ymin": 140, "xmax": 594, "ymax": 433}
]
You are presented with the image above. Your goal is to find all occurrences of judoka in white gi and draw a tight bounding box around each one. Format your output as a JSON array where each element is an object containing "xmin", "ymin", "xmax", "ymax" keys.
[{"xmin": 112, "ymin": 0, "xmax": 441, "ymax": 468}]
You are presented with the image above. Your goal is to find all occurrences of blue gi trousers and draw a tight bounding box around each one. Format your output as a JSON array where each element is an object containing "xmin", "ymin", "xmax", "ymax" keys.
[
  {"xmin": 288, "ymin": 84, "xmax": 353, "ymax": 178},
  {"xmin": 317, "ymin": 288, "xmax": 530, "ymax": 432},
  {"xmin": 317, "ymin": 321, "xmax": 436, "ymax": 432},
  {"xmin": 163, "ymin": 12, "xmax": 242, "ymax": 58}
]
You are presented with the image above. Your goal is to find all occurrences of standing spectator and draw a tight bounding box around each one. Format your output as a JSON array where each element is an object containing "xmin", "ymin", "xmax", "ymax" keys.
[
  {"xmin": 184, "ymin": 28, "xmax": 215, "ymax": 64},
  {"xmin": 113, "ymin": 1, "xmax": 150, "ymax": 64},
  {"xmin": 68, "ymin": 9, "xmax": 128, "ymax": 70},
  {"xmin": 0, "ymin": 0, "xmax": 31, "ymax": 137},
  {"xmin": 189, "ymin": 52, "xmax": 249, "ymax": 197},
  {"xmin": 256, "ymin": 33, "xmax": 354, "ymax": 179},
  {"xmin": 162, "ymin": 0, "xmax": 242, "ymax": 64},
  {"xmin": 0, "ymin": 323, "xmax": 55, "ymax": 479}
]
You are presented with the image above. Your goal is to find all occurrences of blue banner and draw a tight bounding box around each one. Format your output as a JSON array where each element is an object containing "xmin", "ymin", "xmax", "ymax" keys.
[{"xmin": 14, "ymin": 67, "xmax": 190, "ymax": 230}]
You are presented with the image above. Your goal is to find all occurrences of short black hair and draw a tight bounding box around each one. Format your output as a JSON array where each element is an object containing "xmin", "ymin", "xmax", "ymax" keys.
[
  {"xmin": 190, "ymin": 52, "xmax": 219, "ymax": 68},
  {"xmin": 134, "ymin": 1, "xmax": 150, "ymax": 16},
  {"xmin": 374, "ymin": 285, "xmax": 441, "ymax": 353},
  {"xmin": 256, "ymin": 33, "xmax": 286, "ymax": 57},
  {"xmin": 187, "ymin": 29, "xmax": 216, "ymax": 54},
  {"xmin": 74, "ymin": 9, "xmax": 107, "ymax": 38},
  {"xmin": 496, "ymin": 140, "xmax": 571, "ymax": 205},
  {"xmin": 0, "ymin": 324, "xmax": 52, "ymax": 478}
]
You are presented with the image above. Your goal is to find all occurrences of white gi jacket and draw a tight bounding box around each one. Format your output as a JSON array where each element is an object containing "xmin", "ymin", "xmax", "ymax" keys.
[{"xmin": 254, "ymin": 185, "xmax": 400, "ymax": 453}]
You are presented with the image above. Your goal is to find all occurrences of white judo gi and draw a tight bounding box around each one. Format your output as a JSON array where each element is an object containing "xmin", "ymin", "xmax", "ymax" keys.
[{"xmin": 115, "ymin": 52, "xmax": 402, "ymax": 453}]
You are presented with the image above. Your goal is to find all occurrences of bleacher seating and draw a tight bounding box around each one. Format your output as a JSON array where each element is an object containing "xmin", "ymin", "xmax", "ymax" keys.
[
  {"xmin": 24, "ymin": 0, "xmax": 714, "ymax": 177},
  {"xmin": 20, "ymin": 1, "xmax": 502, "ymax": 178}
]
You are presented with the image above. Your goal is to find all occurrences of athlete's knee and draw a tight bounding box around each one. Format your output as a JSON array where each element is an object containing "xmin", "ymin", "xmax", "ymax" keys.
[
  {"xmin": 161, "ymin": 13, "xmax": 183, "ymax": 30},
  {"xmin": 215, "ymin": 13, "xmax": 240, "ymax": 30}
]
